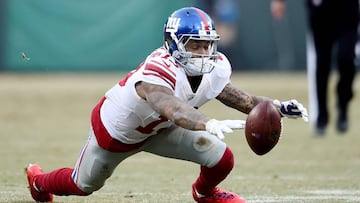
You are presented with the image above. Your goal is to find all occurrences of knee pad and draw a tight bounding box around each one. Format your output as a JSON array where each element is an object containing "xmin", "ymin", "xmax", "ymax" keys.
[{"xmin": 192, "ymin": 133, "xmax": 227, "ymax": 168}]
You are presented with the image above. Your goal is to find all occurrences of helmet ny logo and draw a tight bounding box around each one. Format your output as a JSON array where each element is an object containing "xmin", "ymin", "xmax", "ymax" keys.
[{"xmin": 166, "ymin": 17, "xmax": 181, "ymax": 33}]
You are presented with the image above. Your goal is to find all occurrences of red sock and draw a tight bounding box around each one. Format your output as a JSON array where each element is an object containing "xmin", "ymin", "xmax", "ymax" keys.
[
  {"xmin": 194, "ymin": 146, "xmax": 234, "ymax": 195},
  {"xmin": 35, "ymin": 168, "xmax": 89, "ymax": 196}
]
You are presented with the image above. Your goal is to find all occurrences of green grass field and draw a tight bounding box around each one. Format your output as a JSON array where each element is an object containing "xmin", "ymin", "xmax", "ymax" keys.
[{"xmin": 0, "ymin": 72, "xmax": 359, "ymax": 203}]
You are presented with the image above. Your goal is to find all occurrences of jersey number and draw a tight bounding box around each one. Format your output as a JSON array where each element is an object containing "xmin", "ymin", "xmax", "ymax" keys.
[{"xmin": 136, "ymin": 116, "xmax": 168, "ymax": 134}]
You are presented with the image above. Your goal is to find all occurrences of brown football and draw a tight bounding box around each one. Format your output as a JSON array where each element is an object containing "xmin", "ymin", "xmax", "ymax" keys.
[{"xmin": 245, "ymin": 101, "xmax": 282, "ymax": 155}]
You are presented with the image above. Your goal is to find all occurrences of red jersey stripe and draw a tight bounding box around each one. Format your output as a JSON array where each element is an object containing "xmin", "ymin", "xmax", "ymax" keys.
[
  {"xmin": 143, "ymin": 63, "xmax": 176, "ymax": 87},
  {"xmin": 143, "ymin": 72, "xmax": 175, "ymax": 90},
  {"xmin": 152, "ymin": 59, "xmax": 177, "ymax": 76}
]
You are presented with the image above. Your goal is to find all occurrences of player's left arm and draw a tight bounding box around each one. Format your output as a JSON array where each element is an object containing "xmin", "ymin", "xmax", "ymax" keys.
[
  {"xmin": 216, "ymin": 83, "xmax": 271, "ymax": 114},
  {"xmin": 216, "ymin": 83, "xmax": 309, "ymax": 122}
]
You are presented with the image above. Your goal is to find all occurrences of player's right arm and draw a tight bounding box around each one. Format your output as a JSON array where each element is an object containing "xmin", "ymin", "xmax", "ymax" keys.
[{"xmin": 136, "ymin": 81, "xmax": 210, "ymax": 131}]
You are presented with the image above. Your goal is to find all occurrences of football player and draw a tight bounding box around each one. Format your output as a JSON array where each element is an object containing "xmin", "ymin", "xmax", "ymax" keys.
[{"xmin": 25, "ymin": 7, "xmax": 308, "ymax": 203}]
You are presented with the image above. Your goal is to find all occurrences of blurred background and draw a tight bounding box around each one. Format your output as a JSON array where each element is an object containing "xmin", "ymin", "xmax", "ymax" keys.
[
  {"xmin": 1, "ymin": 2, "xmax": 360, "ymax": 202},
  {"xmin": 0, "ymin": 0, "xmax": 309, "ymax": 72}
]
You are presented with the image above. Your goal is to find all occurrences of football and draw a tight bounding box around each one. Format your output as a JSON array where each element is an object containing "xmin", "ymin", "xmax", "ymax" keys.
[{"xmin": 245, "ymin": 101, "xmax": 282, "ymax": 155}]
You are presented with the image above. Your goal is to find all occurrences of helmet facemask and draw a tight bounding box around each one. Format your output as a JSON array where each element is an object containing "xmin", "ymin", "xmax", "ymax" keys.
[{"xmin": 169, "ymin": 33, "xmax": 219, "ymax": 76}]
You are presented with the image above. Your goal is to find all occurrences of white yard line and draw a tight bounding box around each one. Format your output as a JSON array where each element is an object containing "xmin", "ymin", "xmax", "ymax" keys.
[{"xmin": 247, "ymin": 189, "xmax": 360, "ymax": 202}]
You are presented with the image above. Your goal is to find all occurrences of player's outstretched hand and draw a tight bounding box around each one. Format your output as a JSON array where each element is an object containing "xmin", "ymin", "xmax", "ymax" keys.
[
  {"xmin": 205, "ymin": 119, "xmax": 246, "ymax": 140},
  {"xmin": 273, "ymin": 99, "xmax": 309, "ymax": 122}
]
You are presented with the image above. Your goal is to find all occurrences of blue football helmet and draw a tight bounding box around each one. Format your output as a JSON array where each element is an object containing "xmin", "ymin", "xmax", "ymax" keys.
[{"xmin": 164, "ymin": 7, "xmax": 220, "ymax": 76}]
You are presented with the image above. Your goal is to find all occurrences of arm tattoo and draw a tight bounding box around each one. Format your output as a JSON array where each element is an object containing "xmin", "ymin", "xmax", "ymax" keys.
[
  {"xmin": 216, "ymin": 83, "xmax": 271, "ymax": 114},
  {"xmin": 141, "ymin": 82, "xmax": 209, "ymax": 131}
]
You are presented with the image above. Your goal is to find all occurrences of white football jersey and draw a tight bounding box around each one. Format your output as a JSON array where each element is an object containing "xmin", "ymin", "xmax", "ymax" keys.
[{"xmin": 99, "ymin": 47, "xmax": 232, "ymax": 144}]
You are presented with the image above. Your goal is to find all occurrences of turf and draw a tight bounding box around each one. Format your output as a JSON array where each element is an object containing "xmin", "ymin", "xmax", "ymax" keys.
[{"xmin": 0, "ymin": 72, "xmax": 359, "ymax": 203}]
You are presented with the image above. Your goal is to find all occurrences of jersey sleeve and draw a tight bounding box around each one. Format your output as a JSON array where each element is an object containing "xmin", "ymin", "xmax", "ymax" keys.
[
  {"xmin": 209, "ymin": 52, "xmax": 232, "ymax": 91},
  {"xmin": 139, "ymin": 57, "xmax": 177, "ymax": 91}
]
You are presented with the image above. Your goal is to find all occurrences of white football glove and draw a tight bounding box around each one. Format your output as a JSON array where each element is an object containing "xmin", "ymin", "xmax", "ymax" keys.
[
  {"xmin": 273, "ymin": 99, "xmax": 309, "ymax": 122},
  {"xmin": 205, "ymin": 119, "xmax": 246, "ymax": 140}
]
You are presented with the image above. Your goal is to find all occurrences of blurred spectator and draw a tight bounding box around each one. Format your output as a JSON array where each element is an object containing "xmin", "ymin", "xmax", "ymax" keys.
[
  {"xmin": 194, "ymin": 0, "xmax": 241, "ymax": 70},
  {"xmin": 271, "ymin": 0, "xmax": 359, "ymax": 136}
]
